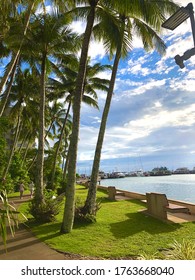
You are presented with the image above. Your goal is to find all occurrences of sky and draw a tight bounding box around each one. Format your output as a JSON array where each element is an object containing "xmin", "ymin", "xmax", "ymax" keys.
[{"xmin": 76, "ymin": 0, "xmax": 195, "ymax": 174}]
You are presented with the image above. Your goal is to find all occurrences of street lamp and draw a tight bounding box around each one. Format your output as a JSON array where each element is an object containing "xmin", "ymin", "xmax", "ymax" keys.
[{"xmin": 162, "ymin": 2, "xmax": 195, "ymax": 68}]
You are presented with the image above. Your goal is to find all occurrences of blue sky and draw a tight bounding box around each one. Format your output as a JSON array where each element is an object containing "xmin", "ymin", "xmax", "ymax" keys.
[
  {"xmin": 2, "ymin": 1, "xmax": 194, "ymax": 175},
  {"xmin": 76, "ymin": 0, "xmax": 195, "ymax": 174}
]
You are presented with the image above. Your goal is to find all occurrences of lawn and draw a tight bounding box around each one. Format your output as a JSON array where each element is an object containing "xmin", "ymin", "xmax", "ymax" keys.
[{"xmin": 19, "ymin": 185, "xmax": 195, "ymax": 259}]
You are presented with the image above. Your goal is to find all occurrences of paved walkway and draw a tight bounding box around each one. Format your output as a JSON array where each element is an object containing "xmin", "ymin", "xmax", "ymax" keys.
[
  {"xmin": 0, "ymin": 195, "xmax": 97, "ymax": 260},
  {"xmin": 0, "ymin": 224, "xmax": 66, "ymax": 260},
  {"xmin": 0, "ymin": 195, "xmax": 67, "ymax": 260}
]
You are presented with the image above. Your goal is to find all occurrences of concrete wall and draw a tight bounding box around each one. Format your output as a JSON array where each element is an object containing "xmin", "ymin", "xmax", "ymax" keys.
[
  {"xmin": 98, "ymin": 185, "xmax": 195, "ymax": 214},
  {"xmin": 168, "ymin": 199, "xmax": 195, "ymax": 214},
  {"xmin": 98, "ymin": 185, "xmax": 146, "ymax": 200}
]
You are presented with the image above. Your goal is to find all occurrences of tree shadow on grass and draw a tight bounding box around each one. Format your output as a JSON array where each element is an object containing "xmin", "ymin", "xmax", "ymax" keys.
[
  {"xmin": 110, "ymin": 212, "xmax": 182, "ymax": 239},
  {"xmin": 30, "ymin": 219, "xmax": 94, "ymax": 242},
  {"xmin": 29, "ymin": 222, "xmax": 63, "ymax": 241}
]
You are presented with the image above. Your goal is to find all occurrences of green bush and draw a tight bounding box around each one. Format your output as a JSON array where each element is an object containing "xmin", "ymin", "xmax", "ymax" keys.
[
  {"xmin": 74, "ymin": 197, "xmax": 101, "ymax": 223},
  {"xmin": 166, "ymin": 239, "xmax": 195, "ymax": 260},
  {"xmin": 9, "ymin": 152, "xmax": 30, "ymax": 191},
  {"xmin": 29, "ymin": 191, "xmax": 64, "ymax": 223},
  {"xmin": 0, "ymin": 190, "xmax": 27, "ymax": 250},
  {"xmin": 56, "ymin": 179, "xmax": 67, "ymax": 195}
]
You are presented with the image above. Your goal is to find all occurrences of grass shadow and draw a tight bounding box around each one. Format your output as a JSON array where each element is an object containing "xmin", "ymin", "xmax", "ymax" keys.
[
  {"xmin": 27, "ymin": 221, "xmax": 63, "ymax": 241},
  {"xmin": 110, "ymin": 212, "xmax": 182, "ymax": 239}
]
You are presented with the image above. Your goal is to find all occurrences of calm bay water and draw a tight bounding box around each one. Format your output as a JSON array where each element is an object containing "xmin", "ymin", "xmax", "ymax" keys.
[{"xmin": 100, "ymin": 174, "xmax": 195, "ymax": 203}]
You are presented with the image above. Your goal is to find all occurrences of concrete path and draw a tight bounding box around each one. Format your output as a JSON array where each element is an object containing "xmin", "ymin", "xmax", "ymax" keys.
[
  {"xmin": 0, "ymin": 195, "xmax": 67, "ymax": 260},
  {"xmin": 0, "ymin": 224, "xmax": 66, "ymax": 260}
]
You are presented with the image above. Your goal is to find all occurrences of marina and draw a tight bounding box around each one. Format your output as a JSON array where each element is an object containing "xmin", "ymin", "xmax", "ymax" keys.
[{"xmin": 100, "ymin": 174, "xmax": 195, "ymax": 204}]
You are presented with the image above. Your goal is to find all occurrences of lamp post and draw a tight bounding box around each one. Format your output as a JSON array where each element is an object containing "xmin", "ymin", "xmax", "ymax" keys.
[{"xmin": 162, "ymin": 2, "xmax": 195, "ymax": 68}]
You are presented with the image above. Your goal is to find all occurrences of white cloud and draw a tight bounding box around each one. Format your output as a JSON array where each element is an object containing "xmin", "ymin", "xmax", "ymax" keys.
[
  {"xmin": 126, "ymin": 104, "xmax": 195, "ymax": 134},
  {"xmin": 88, "ymin": 40, "xmax": 106, "ymax": 60},
  {"xmin": 90, "ymin": 116, "xmax": 101, "ymax": 124},
  {"xmin": 70, "ymin": 20, "xmax": 86, "ymax": 34},
  {"xmin": 130, "ymin": 63, "xmax": 150, "ymax": 76},
  {"xmin": 169, "ymin": 77, "xmax": 195, "ymax": 92},
  {"xmin": 130, "ymin": 79, "xmax": 166, "ymax": 96},
  {"xmin": 78, "ymin": 102, "xmax": 195, "ymax": 161}
]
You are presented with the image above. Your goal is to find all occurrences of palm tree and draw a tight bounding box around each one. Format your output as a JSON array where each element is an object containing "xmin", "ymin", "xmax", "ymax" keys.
[
  {"xmin": 60, "ymin": 0, "xmax": 114, "ymax": 234},
  {"xmin": 46, "ymin": 102, "xmax": 66, "ymax": 138},
  {"xmin": 49, "ymin": 103, "xmax": 72, "ymax": 189},
  {"xmin": 24, "ymin": 12, "xmax": 78, "ymax": 205},
  {"xmin": 0, "ymin": 0, "xmax": 38, "ymax": 103},
  {"xmin": 1, "ymin": 67, "xmax": 40, "ymax": 179},
  {"xmin": 48, "ymin": 55, "xmax": 110, "ymax": 189},
  {"xmin": 83, "ymin": 0, "xmax": 179, "ymax": 215},
  {"xmin": 2, "ymin": 103, "xmax": 24, "ymax": 180},
  {"xmin": 61, "ymin": 0, "xmax": 174, "ymax": 233},
  {"xmin": 0, "ymin": 0, "xmax": 77, "ymax": 117}
]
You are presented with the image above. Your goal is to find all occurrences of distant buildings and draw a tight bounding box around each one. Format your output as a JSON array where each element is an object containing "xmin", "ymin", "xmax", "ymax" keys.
[{"xmin": 79, "ymin": 166, "xmax": 195, "ymax": 179}]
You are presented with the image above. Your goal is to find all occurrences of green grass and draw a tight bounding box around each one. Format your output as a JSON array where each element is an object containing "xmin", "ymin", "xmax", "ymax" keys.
[
  {"xmin": 18, "ymin": 186, "xmax": 195, "ymax": 259},
  {"xmin": 8, "ymin": 190, "xmax": 30, "ymax": 198}
]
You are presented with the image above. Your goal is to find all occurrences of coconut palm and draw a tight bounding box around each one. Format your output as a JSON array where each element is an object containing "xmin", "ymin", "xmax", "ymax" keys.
[
  {"xmin": 49, "ymin": 103, "xmax": 72, "ymax": 189},
  {"xmin": 61, "ymin": 0, "xmax": 116, "ymax": 234},
  {"xmin": 2, "ymin": 104, "xmax": 23, "ymax": 180},
  {"xmin": 61, "ymin": 0, "xmax": 177, "ymax": 233},
  {"xmin": 0, "ymin": 0, "xmax": 38, "ymax": 102},
  {"xmin": 1, "ymin": 68, "xmax": 40, "ymax": 179},
  {"xmin": 48, "ymin": 56, "xmax": 110, "ymax": 189},
  {"xmin": 0, "ymin": 0, "xmax": 76, "ymax": 117},
  {"xmin": 23, "ymin": 12, "xmax": 78, "ymax": 205},
  {"xmin": 83, "ymin": 0, "xmax": 179, "ymax": 215}
]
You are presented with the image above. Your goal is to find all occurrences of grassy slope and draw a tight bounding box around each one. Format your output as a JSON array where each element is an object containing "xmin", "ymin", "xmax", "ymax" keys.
[{"xmin": 19, "ymin": 186, "xmax": 195, "ymax": 259}]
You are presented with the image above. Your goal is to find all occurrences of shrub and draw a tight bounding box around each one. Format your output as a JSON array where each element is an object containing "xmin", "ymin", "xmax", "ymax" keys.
[
  {"xmin": 74, "ymin": 198, "xmax": 101, "ymax": 223},
  {"xmin": 56, "ymin": 179, "xmax": 67, "ymax": 196},
  {"xmin": 29, "ymin": 191, "xmax": 64, "ymax": 223},
  {"xmin": 166, "ymin": 239, "xmax": 195, "ymax": 260},
  {"xmin": 0, "ymin": 190, "xmax": 27, "ymax": 250}
]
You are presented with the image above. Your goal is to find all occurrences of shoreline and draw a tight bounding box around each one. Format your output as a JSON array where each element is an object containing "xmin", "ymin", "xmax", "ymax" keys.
[
  {"xmin": 99, "ymin": 174, "xmax": 195, "ymax": 204},
  {"xmin": 97, "ymin": 185, "xmax": 195, "ymax": 215}
]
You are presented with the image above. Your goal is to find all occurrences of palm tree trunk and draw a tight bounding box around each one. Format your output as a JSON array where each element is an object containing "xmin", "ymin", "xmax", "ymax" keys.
[
  {"xmin": 22, "ymin": 135, "xmax": 32, "ymax": 166},
  {"xmin": 63, "ymin": 142, "xmax": 70, "ymax": 180},
  {"xmin": 35, "ymin": 53, "xmax": 46, "ymax": 205},
  {"xmin": 0, "ymin": 1, "xmax": 36, "ymax": 96},
  {"xmin": 0, "ymin": 56, "xmax": 19, "ymax": 117},
  {"xmin": 27, "ymin": 152, "xmax": 37, "ymax": 171},
  {"xmin": 61, "ymin": 2, "xmax": 98, "ymax": 233},
  {"xmin": 27, "ymin": 116, "xmax": 55, "ymax": 172},
  {"xmin": 18, "ymin": 131, "xmax": 29, "ymax": 153},
  {"xmin": 0, "ymin": 53, "xmax": 20, "ymax": 97},
  {"xmin": 2, "ymin": 111, "xmax": 22, "ymax": 179},
  {"xmin": 84, "ymin": 44, "xmax": 122, "ymax": 215},
  {"xmin": 50, "ymin": 101, "xmax": 71, "ymax": 189}
]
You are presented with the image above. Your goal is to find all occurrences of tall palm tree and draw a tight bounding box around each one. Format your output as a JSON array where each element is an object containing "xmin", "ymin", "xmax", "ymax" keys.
[
  {"xmin": 46, "ymin": 101, "xmax": 67, "ymax": 138},
  {"xmin": 1, "ymin": 67, "xmax": 40, "ymax": 179},
  {"xmin": 83, "ymin": 0, "xmax": 179, "ymax": 215},
  {"xmin": 49, "ymin": 103, "xmax": 72, "ymax": 189},
  {"xmin": 0, "ymin": 0, "xmax": 77, "ymax": 117},
  {"xmin": 61, "ymin": 0, "xmax": 114, "ymax": 234},
  {"xmin": 49, "ymin": 56, "xmax": 110, "ymax": 189},
  {"xmin": 0, "ymin": 0, "xmax": 38, "ymax": 101},
  {"xmin": 61, "ymin": 0, "xmax": 176, "ymax": 233},
  {"xmin": 2, "ymin": 108, "xmax": 22, "ymax": 179},
  {"xmin": 24, "ymin": 12, "xmax": 78, "ymax": 205}
]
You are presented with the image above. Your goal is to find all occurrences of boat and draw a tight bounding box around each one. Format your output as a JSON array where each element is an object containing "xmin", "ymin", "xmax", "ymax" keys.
[
  {"xmin": 108, "ymin": 172, "xmax": 125, "ymax": 178},
  {"xmin": 125, "ymin": 170, "xmax": 145, "ymax": 177},
  {"xmin": 99, "ymin": 171, "xmax": 108, "ymax": 179}
]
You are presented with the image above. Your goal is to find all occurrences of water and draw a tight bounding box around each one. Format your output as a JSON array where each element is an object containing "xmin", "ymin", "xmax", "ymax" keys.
[{"xmin": 100, "ymin": 174, "xmax": 195, "ymax": 204}]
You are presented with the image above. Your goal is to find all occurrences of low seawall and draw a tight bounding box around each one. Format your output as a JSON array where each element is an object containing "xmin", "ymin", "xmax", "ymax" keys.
[
  {"xmin": 98, "ymin": 185, "xmax": 146, "ymax": 200},
  {"xmin": 98, "ymin": 185, "xmax": 195, "ymax": 214}
]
